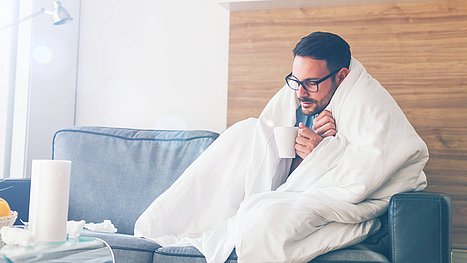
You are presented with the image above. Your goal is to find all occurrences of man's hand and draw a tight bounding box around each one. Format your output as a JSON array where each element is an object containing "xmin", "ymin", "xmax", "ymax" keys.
[
  {"xmin": 295, "ymin": 123, "xmax": 323, "ymax": 159},
  {"xmin": 313, "ymin": 110, "xmax": 336, "ymax": 137},
  {"xmin": 295, "ymin": 110, "xmax": 337, "ymax": 159}
]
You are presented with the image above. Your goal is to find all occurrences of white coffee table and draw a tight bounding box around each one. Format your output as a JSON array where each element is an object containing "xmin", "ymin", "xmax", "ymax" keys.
[{"xmin": 0, "ymin": 236, "xmax": 114, "ymax": 262}]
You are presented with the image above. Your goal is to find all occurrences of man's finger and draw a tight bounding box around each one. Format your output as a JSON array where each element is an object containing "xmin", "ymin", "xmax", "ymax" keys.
[
  {"xmin": 314, "ymin": 122, "xmax": 336, "ymax": 136},
  {"xmin": 322, "ymin": 129, "xmax": 337, "ymax": 137},
  {"xmin": 313, "ymin": 110, "xmax": 334, "ymax": 126},
  {"xmin": 295, "ymin": 136, "xmax": 309, "ymax": 146},
  {"xmin": 298, "ymin": 126, "xmax": 313, "ymax": 139},
  {"xmin": 313, "ymin": 115, "xmax": 335, "ymax": 131},
  {"xmin": 314, "ymin": 110, "xmax": 333, "ymax": 122},
  {"xmin": 295, "ymin": 143, "xmax": 308, "ymax": 153}
]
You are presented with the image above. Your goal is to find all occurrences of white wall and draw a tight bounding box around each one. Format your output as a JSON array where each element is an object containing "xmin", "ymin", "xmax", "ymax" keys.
[{"xmin": 76, "ymin": 0, "xmax": 230, "ymax": 133}]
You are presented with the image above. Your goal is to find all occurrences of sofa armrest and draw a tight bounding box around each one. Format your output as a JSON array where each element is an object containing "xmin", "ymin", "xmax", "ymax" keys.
[
  {"xmin": 0, "ymin": 179, "xmax": 31, "ymax": 225},
  {"xmin": 389, "ymin": 191, "xmax": 451, "ymax": 263}
]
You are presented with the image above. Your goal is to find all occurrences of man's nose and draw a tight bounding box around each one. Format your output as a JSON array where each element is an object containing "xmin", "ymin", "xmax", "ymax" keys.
[{"xmin": 297, "ymin": 85, "xmax": 309, "ymax": 98}]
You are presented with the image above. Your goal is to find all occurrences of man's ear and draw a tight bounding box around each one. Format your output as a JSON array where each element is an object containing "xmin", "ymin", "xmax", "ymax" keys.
[{"xmin": 337, "ymin": 68, "xmax": 350, "ymax": 84}]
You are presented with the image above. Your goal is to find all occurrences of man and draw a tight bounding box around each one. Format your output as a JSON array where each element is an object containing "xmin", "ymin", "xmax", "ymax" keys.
[
  {"xmin": 135, "ymin": 32, "xmax": 428, "ymax": 263},
  {"xmin": 290, "ymin": 32, "xmax": 350, "ymax": 171}
]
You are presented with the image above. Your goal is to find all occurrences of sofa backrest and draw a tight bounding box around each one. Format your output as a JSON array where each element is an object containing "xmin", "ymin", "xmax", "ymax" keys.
[{"xmin": 52, "ymin": 127, "xmax": 219, "ymax": 235}]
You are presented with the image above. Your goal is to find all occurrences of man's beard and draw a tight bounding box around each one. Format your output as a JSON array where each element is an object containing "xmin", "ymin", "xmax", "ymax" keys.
[{"xmin": 299, "ymin": 98, "xmax": 319, "ymax": 116}]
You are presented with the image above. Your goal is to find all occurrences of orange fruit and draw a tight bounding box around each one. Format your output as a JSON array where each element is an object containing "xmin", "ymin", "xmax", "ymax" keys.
[{"xmin": 0, "ymin": 197, "xmax": 11, "ymax": 217}]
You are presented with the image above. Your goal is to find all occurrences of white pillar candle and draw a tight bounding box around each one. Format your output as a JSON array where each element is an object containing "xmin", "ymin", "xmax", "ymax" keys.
[{"xmin": 28, "ymin": 160, "xmax": 71, "ymax": 242}]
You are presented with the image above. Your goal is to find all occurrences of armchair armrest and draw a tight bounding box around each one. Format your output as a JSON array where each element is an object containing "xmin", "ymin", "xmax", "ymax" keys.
[
  {"xmin": 0, "ymin": 179, "xmax": 31, "ymax": 225},
  {"xmin": 389, "ymin": 191, "xmax": 451, "ymax": 263}
]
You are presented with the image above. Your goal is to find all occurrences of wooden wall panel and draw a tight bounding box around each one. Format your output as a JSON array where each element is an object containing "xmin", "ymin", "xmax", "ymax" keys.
[{"xmin": 228, "ymin": 0, "xmax": 467, "ymax": 248}]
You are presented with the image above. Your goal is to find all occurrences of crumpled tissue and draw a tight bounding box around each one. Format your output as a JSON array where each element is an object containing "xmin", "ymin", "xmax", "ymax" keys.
[
  {"xmin": 66, "ymin": 220, "xmax": 86, "ymax": 239},
  {"xmin": 84, "ymin": 220, "xmax": 117, "ymax": 233},
  {"xmin": 0, "ymin": 227, "xmax": 35, "ymax": 246}
]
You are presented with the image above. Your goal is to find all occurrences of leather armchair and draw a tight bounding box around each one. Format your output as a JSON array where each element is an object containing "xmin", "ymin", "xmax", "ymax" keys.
[{"xmin": 388, "ymin": 192, "xmax": 451, "ymax": 263}]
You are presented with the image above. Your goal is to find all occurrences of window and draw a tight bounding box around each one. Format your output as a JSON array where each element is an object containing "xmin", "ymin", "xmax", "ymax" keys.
[{"xmin": 0, "ymin": 0, "xmax": 35, "ymax": 179}]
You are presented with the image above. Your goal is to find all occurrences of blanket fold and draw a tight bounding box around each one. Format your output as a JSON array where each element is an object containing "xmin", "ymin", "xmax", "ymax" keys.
[{"xmin": 134, "ymin": 58, "xmax": 428, "ymax": 263}]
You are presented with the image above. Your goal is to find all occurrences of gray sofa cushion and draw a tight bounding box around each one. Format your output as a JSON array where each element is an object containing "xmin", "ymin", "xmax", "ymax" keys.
[
  {"xmin": 154, "ymin": 246, "xmax": 238, "ymax": 263},
  {"xmin": 361, "ymin": 215, "xmax": 390, "ymax": 259},
  {"xmin": 52, "ymin": 127, "xmax": 219, "ymax": 235},
  {"xmin": 154, "ymin": 245, "xmax": 390, "ymax": 263},
  {"xmin": 312, "ymin": 248, "xmax": 390, "ymax": 263},
  {"xmin": 81, "ymin": 230, "xmax": 159, "ymax": 263}
]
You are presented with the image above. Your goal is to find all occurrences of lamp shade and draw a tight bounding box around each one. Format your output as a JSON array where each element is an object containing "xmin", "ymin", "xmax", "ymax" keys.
[
  {"xmin": 0, "ymin": 0, "xmax": 72, "ymax": 32},
  {"xmin": 52, "ymin": 1, "xmax": 73, "ymax": 25}
]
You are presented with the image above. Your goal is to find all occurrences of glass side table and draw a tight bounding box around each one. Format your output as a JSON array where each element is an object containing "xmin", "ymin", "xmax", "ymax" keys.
[{"xmin": 0, "ymin": 236, "xmax": 114, "ymax": 262}]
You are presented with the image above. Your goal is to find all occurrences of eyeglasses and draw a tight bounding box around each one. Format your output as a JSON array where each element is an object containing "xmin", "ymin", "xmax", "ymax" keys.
[{"xmin": 285, "ymin": 68, "xmax": 341, "ymax": 93}]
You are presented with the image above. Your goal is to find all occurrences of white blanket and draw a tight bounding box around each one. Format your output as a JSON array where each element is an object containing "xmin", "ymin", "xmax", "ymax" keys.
[{"xmin": 134, "ymin": 58, "xmax": 428, "ymax": 263}]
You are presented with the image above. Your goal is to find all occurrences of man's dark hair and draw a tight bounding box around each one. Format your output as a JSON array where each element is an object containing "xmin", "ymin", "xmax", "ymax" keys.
[{"xmin": 293, "ymin": 32, "xmax": 351, "ymax": 72}]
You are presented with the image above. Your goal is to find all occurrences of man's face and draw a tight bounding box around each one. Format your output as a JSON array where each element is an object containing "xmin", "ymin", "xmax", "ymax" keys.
[{"xmin": 292, "ymin": 56, "xmax": 340, "ymax": 116}]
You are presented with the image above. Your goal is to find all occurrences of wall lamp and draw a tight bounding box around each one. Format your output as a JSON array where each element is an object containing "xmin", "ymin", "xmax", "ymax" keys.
[{"xmin": 0, "ymin": 1, "xmax": 73, "ymax": 32}]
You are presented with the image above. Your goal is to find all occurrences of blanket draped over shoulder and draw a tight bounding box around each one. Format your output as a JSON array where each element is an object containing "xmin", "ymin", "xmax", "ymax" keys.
[{"xmin": 134, "ymin": 58, "xmax": 428, "ymax": 263}]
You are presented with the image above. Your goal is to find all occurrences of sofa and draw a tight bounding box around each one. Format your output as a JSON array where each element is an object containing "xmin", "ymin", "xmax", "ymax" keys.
[{"xmin": 1, "ymin": 126, "xmax": 451, "ymax": 263}]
